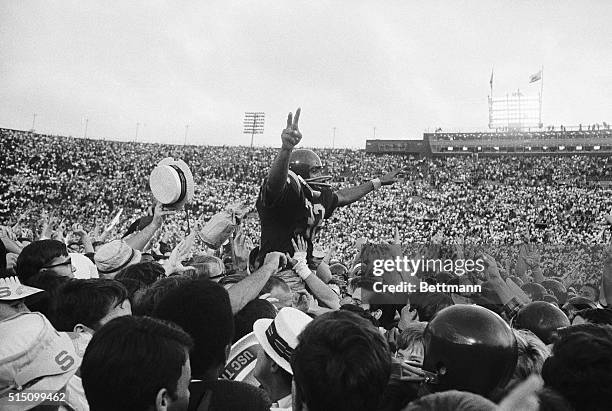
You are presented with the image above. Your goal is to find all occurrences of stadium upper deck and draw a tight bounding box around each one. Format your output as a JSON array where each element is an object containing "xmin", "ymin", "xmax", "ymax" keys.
[{"xmin": 366, "ymin": 127, "xmax": 612, "ymax": 156}]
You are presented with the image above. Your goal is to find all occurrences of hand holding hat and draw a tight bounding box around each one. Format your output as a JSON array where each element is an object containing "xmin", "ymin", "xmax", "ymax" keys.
[{"xmin": 152, "ymin": 202, "xmax": 177, "ymax": 228}]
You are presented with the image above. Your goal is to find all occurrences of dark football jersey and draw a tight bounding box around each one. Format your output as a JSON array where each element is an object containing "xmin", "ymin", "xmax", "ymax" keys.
[{"xmin": 256, "ymin": 170, "xmax": 338, "ymax": 261}]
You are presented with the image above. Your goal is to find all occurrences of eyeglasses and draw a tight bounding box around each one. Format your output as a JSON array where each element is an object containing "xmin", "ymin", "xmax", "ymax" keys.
[{"xmin": 42, "ymin": 258, "xmax": 72, "ymax": 269}]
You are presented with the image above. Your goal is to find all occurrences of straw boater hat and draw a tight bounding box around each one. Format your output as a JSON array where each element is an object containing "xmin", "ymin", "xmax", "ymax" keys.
[
  {"xmin": 0, "ymin": 277, "xmax": 43, "ymax": 301},
  {"xmin": 220, "ymin": 332, "xmax": 261, "ymax": 386},
  {"xmin": 0, "ymin": 312, "xmax": 91, "ymax": 410},
  {"xmin": 253, "ymin": 307, "xmax": 313, "ymax": 374},
  {"xmin": 149, "ymin": 157, "xmax": 195, "ymax": 210}
]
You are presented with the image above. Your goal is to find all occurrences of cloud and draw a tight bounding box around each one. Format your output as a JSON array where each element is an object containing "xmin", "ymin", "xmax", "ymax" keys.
[{"xmin": 1, "ymin": 0, "xmax": 611, "ymax": 146}]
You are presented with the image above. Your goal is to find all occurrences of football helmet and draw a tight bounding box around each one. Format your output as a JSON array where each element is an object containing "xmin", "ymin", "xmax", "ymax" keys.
[
  {"xmin": 561, "ymin": 296, "xmax": 598, "ymax": 321},
  {"xmin": 422, "ymin": 305, "xmax": 517, "ymax": 397},
  {"xmin": 513, "ymin": 301, "xmax": 570, "ymax": 344},
  {"xmin": 521, "ymin": 282, "xmax": 547, "ymax": 302},
  {"xmin": 289, "ymin": 149, "xmax": 332, "ymax": 189},
  {"xmin": 541, "ymin": 279, "xmax": 568, "ymax": 305}
]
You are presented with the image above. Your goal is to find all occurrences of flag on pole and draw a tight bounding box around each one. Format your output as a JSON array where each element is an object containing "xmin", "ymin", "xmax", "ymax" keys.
[
  {"xmin": 529, "ymin": 70, "xmax": 542, "ymax": 83},
  {"xmin": 489, "ymin": 69, "xmax": 494, "ymax": 89}
]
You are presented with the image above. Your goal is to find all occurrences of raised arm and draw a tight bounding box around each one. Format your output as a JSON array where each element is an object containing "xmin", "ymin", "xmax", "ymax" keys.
[
  {"xmin": 336, "ymin": 168, "xmax": 403, "ymax": 207},
  {"xmin": 481, "ymin": 254, "xmax": 527, "ymax": 319},
  {"xmin": 525, "ymin": 245, "xmax": 545, "ymax": 283},
  {"xmin": 265, "ymin": 108, "xmax": 302, "ymax": 204},
  {"xmin": 228, "ymin": 251, "xmax": 286, "ymax": 314},
  {"xmin": 125, "ymin": 203, "xmax": 175, "ymax": 251},
  {"xmin": 292, "ymin": 237, "xmax": 340, "ymax": 310}
]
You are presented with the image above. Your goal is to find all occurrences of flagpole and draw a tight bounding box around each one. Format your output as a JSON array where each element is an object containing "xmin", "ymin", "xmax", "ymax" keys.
[
  {"xmin": 489, "ymin": 67, "xmax": 494, "ymax": 129},
  {"xmin": 539, "ymin": 66, "xmax": 544, "ymax": 128}
]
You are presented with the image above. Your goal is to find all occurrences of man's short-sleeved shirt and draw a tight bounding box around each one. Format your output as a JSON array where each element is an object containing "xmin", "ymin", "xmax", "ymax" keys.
[{"xmin": 256, "ymin": 171, "xmax": 338, "ymax": 260}]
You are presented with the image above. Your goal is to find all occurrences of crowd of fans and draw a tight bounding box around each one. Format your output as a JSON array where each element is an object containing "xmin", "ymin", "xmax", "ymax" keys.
[
  {"xmin": 2, "ymin": 126, "xmax": 612, "ymax": 410},
  {"xmin": 2, "ymin": 128, "xmax": 611, "ymax": 287}
]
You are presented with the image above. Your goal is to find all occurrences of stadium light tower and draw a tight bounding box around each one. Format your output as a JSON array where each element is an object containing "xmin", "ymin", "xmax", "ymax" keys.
[
  {"xmin": 83, "ymin": 117, "xmax": 89, "ymax": 139},
  {"xmin": 243, "ymin": 112, "xmax": 265, "ymax": 149},
  {"xmin": 332, "ymin": 127, "xmax": 336, "ymax": 149}
]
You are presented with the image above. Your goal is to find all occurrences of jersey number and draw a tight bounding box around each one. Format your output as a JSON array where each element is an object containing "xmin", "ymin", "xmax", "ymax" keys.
[{"xmin": 304, "ymin": 200, "xmax": 325, "ymax": 239}]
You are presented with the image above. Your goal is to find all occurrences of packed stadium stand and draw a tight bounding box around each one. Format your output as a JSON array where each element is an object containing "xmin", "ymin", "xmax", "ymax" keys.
[{"xmin": 2, "ymin": 126, "xmax": 612, "ymax": 291}]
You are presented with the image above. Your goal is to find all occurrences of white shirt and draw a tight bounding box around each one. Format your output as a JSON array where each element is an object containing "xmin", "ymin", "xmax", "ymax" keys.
[{"xmin": 270, "ymin": 394, "xmax": 292, "ymax": 411}]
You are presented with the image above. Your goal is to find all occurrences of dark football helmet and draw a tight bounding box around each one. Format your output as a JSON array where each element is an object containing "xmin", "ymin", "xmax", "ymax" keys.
[
  {"xmin": 541, "ymin": 294, "xmax": 560, "ymax": 307},
  {"xmin": 422, "ymin": 305, "xmax": 518, "ymax": 398},
  {"xmin": 541, "ymin": 279, "xmax": 568, "ymax": 305},
  {"xmin": 512, "ymin": 301, "xmax": 570, "ymax": 344},
  {"xmin": 561, "ymin": 296, "xmax": 598, "ymax": 321},
  {"xmin": 289, "ymin": 149, "xmax": 332, "ymax": 189},
  {"xmin": 521, "ymin": 282, "xmax": 548, "ymax": 302},
  {"xmin": 563, "ymin": 296, "xmax": 597, "ymax": 311}
]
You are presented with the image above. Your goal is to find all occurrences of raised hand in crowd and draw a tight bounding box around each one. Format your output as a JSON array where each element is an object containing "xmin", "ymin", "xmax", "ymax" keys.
[
  {"xmin": 89, "ymin": 218, "xmax": 103, "ymax": 242},
  {"xmin": 379, "ymin": 167, "xmax": 405, "ymax": 186},
  {"xmin": 5, "ymin": 252, "xmax": 18, "ymax": 274},
  {"xmin": 322, "ymin": 243, "xmax": 337, "ymax": 265},
  {"xmin": 291, "ymin": 235, "xmax": 308, "ymax": 262},
  {"xmin": 292, "ymin": 235, "xmax": 341, "ymax": 310},
  {"xmin": 70, "ymin": 223, "xmax": 94, "ymax": 253},
  {"xmin": 281, "ymin": 108, "xmax": 302, "ymax": 151},
  {"xmin": 392, "ymin": 226, "xmax": 401, "ymax": 245},
  {"xmin": 39, "ymin": 210, "xmax": 55, "ymax": 239},
  {"xmin": 0, "ymin": 225, "xmax": 15, "ymax": 241},
  {"xmin": 51, "ymin": 219, "xmax": 67, "ymax": 243},
  {"xmin": 524, "ymin": 243, "xmax": 541, "ymax": 269},
  {"xmin": 480, "ymin": 253, "xmax": 502, "ymax": 281},
  {"xmin": 162, "ymin": 231, "xmax": 196, "ymax": 276},
  {"xmin": 232, "ymin": 226, "xmax": 253, "ymax": 271},
  {"xmin": 398, "ymin": 301, "xmax": 418, "ymax": 331}
]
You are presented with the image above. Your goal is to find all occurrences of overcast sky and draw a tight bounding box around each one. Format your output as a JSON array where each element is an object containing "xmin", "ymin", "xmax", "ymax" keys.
[{"xmin": 2, "ymin": 1, "xmax": 611, "ymax": 148}]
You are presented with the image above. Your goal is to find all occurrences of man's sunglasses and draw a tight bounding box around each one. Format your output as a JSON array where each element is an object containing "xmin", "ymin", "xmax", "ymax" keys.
[{"xmin": 42, "ymin": 258, "xmax": 72, "ymax": 269}]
